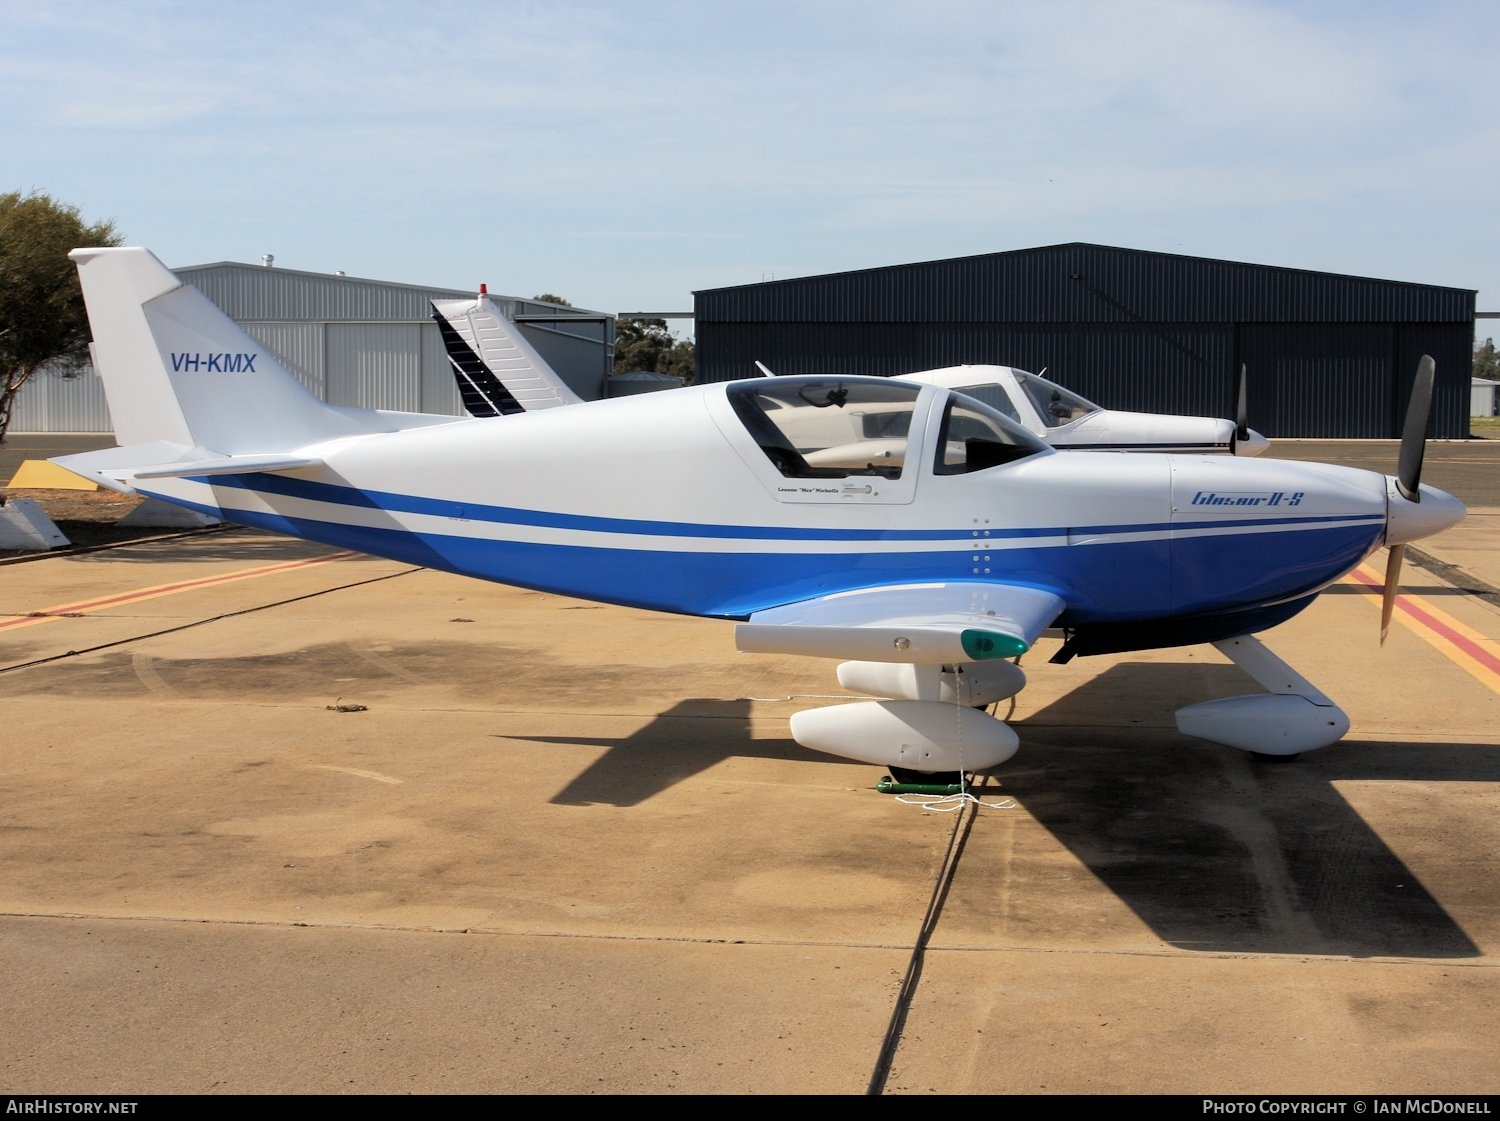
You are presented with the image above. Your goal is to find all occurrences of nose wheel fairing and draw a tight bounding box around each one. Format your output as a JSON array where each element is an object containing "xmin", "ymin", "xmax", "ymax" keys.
[{"xmin": 1174, "ymin": 635, "xmax": 1349, "ymax": 756}]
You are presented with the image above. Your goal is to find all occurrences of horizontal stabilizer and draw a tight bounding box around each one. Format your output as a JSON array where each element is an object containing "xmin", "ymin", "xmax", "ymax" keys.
[
  {"xmin": 133, "ymin": 453, "xmax": 325, "ymax": 479},
  {"xmin": 52, "ymin": 443, "xmax": 324, "ymax": 489},
  {"xmin": 736, "ymin": 582, "xmax": 1065, "ymax": 664}
]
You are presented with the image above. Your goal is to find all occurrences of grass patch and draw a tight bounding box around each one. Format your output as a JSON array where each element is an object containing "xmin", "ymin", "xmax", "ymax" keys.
[{"xmin": 1471, "ymin": 416, "xmax": 1500, "ymax": 439}]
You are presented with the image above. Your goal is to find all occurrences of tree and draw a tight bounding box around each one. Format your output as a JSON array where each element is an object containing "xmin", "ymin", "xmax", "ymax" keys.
[
  {"xmin": 613, "ymin": 316, "xmax": 694, "ymax": 381},
  {"xmin": 532, "ymin": 293, "xmax": 571, "ymax": 306},
  {"xmin": 1476, "ymin": 336, "xmax": 1500, "ymax": 381},
  {"xmin": 0, "ymin": 190, "xmax": 122, "ymax": 442}
]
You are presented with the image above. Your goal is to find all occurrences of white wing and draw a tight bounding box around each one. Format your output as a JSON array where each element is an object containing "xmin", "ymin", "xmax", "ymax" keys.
[{"xmin": 734, "ymin": 581, "xmax": 1065, "ymax": 664}]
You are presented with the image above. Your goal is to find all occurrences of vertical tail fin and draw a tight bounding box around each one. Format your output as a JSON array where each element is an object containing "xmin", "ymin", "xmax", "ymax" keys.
[
  {"xmin": 431, "ymin": 293, "xmax": 583, "ymax": 416},
  {"xmin": 70, "ymin": 247, "xmax": 379, "ymax": 454}
]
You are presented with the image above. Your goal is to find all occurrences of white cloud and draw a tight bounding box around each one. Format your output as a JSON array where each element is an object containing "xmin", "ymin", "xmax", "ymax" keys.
[{"xmin": 2, "ymin": 0, "xmax": 1494, "ymax": 313}]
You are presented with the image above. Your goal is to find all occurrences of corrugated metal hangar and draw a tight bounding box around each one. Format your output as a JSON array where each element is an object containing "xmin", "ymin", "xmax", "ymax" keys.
[
  {"xmin": 15, "ymin": 242, "xmax": 1480, "ymax": 440},
  {"xmin": 13, "ymin": 260, "xmax": 614, "ymax": 434},
  {"xmin": 693, "ymin": 242, "xmax": 1477, "ymax": 440}
]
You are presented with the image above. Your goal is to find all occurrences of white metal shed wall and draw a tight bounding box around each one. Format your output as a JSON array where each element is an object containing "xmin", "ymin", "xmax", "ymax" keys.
[
  {"xmin": 328, "ymin": 323, "xmax": 423, "ymax": 410},
  {"xmin": 13, "ymin": 319, "xmax": 485, "ymax": 431},
  {"xmin": 11, "ymin": 261, "xmax": 614, "ymax": 433},
  {"xmin": 9, "ymin": 368, "xmax": 111, "ymax": 433},
  {"xmin": 1474, "ymin": 378, "xmax": 1498, "ymax": 417}
]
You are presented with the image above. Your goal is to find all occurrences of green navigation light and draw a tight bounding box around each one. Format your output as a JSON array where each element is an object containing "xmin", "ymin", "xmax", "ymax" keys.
[{"xmin": 960, "ymin": 628, "xmax": 1027, "ymax": 660}]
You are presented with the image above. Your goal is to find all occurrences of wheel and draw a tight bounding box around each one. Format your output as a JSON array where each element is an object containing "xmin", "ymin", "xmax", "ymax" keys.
[{"xmin": 888, "ymin": 766, "xmax": 966, "ymax": 786}]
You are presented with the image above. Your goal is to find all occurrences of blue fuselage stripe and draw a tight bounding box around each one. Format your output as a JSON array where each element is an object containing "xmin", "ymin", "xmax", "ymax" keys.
[
  {"xmin": 196, "ymin": 472, "xmax": 1374, "ymax": 543},
  {"xmin": 154, "ymin": 478, "xmax": 1383, "ymax": 624}
]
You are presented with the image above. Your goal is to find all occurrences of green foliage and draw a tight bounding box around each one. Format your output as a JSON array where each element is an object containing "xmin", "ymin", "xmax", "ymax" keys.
[
  {"xmin": 613, "ymin": 316, "xmax": 694, "ymax": 381},
  {"xmin": 1475, "ymin": 336, "xmax": 1500, "ymax": 382},
  {"xmin": 532, "ymin": 293, "xmax": 572, "ymax": 306},
  {"xmin": 0, "ymin": 190, "xmax": 123, "ymax": 441}
]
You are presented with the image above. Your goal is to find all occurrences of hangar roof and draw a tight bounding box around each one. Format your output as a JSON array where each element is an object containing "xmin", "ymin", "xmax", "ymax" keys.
[{"xmin": 694, "ymin": 242, "xmax": 1475, "ymax": 325}]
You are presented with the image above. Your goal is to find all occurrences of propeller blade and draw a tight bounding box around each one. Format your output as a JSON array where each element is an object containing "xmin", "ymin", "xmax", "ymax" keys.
[
  {"xmin": 1235, "ymin": 363, "xmax": 1249, "ymax": 441},
  {"xmin": 1384, "ymin": 358, "xmax": 1433, "ymax": 640},
  {"xmin": 1395, "ymin": 355, "xmax": 1435, "ymax": 501},
  {"xmin": 1380, "ymin": 543, "xmax": 1405, "ymax": 644}
]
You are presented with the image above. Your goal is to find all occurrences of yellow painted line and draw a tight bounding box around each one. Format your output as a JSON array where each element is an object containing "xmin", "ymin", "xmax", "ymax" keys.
[
  {"xmin": 1, "ymin": 551, "xmax": 358, "ymax": 633},
  {"xmin": 1348, "ymin": 563, "xmax": 1500, "ymax": 695}
]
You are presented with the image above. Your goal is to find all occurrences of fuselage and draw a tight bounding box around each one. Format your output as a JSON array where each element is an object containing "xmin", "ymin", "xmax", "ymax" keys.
[{"xmin": 138, "ymin": 377, "xmax": 1394, "ymax": 633}]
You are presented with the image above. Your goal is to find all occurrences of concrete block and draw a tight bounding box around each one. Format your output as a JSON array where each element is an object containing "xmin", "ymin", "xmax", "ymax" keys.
[
  {"xmin": 0, "ymin": 497, "xmax": 71, "ymax": 550},
  {"xmin": 117, "ymin": 498, "xmax": 220, "ymax": 528}
]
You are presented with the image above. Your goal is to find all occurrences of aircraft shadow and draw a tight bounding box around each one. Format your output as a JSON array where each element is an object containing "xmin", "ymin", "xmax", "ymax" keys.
[
  {"xmin": 52, "ymin": 525, "xmax": 355, "ymax": 567},
  {"xmin": 522, "ymin": 673, "xmax": 1492, "ymax": 961},
  {"xmin": 995, "ymin": 662, "xmax": 1493, "ymax": 959},
  {"xmin": 508, "ymin": 698, "xmax": 811, "ymax": 808}
]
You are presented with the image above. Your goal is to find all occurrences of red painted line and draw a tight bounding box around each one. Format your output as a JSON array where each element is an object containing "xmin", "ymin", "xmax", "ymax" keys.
[
  {"xmin": 1347, "ymin": 564, "xmax": 1500, "ymax": 680},
  {"xmin": 1, "ymin": 551, "xmax": 357, "ymax": 631},
  {"xmin": 1391, "ymin": 597, "xmax": 1500, "ymax": 675}
]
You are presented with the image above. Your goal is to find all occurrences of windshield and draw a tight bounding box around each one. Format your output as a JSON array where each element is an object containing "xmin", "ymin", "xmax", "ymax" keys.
[
  {"xmin": 933, "ymin": 393, "xmax": 1049, "ymax": 474},
  {"xmin": 1015, "ymin": 372, "xmax": 1101, "ymax": 429}
]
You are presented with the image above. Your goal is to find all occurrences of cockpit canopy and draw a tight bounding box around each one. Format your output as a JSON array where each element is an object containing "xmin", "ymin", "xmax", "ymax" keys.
[
  {"xmin": 1013, "ymin": 371, "xmax": 1100, "ymax": 429},
  {"xmin": 728, "ymin": 376, "xmax": 1047, "ymax": 480},
  {"xmin": 894, "ymin": 365, "xmax": 1103, "ymax": 432}
]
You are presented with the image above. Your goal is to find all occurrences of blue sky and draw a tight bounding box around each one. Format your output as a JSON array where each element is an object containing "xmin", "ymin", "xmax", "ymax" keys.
[{"xmin": 4, "ymin": 0, "xmax": 1496, "ymax": 339}]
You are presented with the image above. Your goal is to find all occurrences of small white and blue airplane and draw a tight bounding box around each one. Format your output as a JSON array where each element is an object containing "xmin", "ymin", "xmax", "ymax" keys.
[
  {"xmin": 893, "ymin": 364, "xmax": 1271, "ymax": 456},
  {"xmin": 55, "ymin": 247, "xmax": 1465, "ymax": 782},
  {"xmin": 430, "ymin": 291, "xmax": 1271, "ymax": 455}
]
